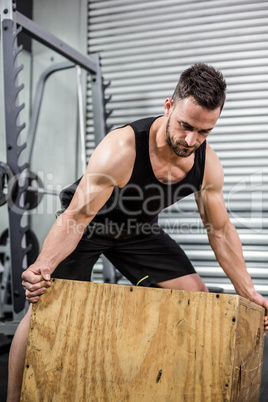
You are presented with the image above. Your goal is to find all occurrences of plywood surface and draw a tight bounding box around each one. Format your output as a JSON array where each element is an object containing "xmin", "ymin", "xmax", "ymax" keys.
[
  {"xmin": 231, "ymin": 298, "xmax": 265, "ymax": 401},
  {"xmin": 21, "ymin": 279, "xmax": 265, "ymax": 401}
]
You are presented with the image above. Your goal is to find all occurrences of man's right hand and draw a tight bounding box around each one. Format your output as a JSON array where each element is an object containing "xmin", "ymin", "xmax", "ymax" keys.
[{"xmin": 21, "ymin": 263, "xmax": 52, "ymax": 303}]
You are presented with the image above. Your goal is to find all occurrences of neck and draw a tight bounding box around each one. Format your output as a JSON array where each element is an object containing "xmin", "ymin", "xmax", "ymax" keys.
[{"xmin": 151, "ymin": 116, "xmax": 182, "ymax": 163}]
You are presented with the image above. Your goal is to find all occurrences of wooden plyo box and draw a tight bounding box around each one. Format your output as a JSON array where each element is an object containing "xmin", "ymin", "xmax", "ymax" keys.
[{"xmin": 21, "ymin": 279, "xmax": 265, "ymax": 401}]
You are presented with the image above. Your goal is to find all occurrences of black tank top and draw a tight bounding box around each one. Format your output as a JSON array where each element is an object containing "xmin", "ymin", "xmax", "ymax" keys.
[{"xmin": 60, "ymin": 116, "xmax": 206, "ymax": 231}]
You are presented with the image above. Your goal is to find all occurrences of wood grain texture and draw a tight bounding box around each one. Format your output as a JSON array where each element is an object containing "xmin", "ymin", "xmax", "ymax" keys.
[
  {"xmin": 231, "ymin": 298, "xmax": 265, "ymax": 401},
  {"xmin": 21, "ymin": 279, "xmax": 265, "ymax": 401}
]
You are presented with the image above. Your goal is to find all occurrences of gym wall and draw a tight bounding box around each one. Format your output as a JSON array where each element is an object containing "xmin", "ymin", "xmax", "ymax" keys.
[
  {"xmin": 29, "ymin": 0, "xmax": 89, "ymax": 244},
  {"xmin": 86, "ymin": 0, "xmax": 268, "ymax": 294}
]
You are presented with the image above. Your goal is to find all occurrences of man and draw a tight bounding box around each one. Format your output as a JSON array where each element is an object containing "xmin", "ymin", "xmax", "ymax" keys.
[{"xmin": 7, "ymin": 63, "xmax": 268, "ymax": 401}]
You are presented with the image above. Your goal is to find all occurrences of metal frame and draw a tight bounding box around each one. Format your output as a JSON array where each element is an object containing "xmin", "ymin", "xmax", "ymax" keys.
[
  {"xmin": 25, "ymin": 61, "xmax": 76, "ymax": 168},
  {"xmin": 14, "ymin": 11, "xmax": 107, "ymax": 144},
  {"xmin": 0, "ymin": 1, "xmax": 107, "ymax": 327},
  {"xmin": 0, "ymin": 242, "xmax": 11, "ymax": 317}
]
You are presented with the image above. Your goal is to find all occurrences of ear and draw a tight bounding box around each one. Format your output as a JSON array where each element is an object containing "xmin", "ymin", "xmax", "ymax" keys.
[{"xmin": 164, "ymin": 98, "xmax": 173, "ymax": 117}]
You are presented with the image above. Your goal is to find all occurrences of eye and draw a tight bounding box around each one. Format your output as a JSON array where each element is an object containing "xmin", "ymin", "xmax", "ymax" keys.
[
  {"xmin": 180, "ymin": 122, "xmax": 192, "ymax": 131},
  {"xmin": 200, "ymin": 129, "xmax": 211, "ymax": 135}
]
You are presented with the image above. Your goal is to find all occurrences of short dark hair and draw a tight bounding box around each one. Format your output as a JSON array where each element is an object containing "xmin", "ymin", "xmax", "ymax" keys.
[{"xmin": 172, "ymin": 63, "xmax": 226, "ymax": 111}]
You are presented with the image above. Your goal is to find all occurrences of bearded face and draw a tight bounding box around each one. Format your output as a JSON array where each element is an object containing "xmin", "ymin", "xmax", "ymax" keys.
[
  {"xmin": 164, "ymin": 97, "xmax": 221, "ymax": 158},
  {"xmin": 165, "ymin": 114, "xmax": 199, "ymax": 158}
]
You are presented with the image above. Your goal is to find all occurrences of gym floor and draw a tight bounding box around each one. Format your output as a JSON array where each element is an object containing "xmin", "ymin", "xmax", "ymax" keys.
[{"xmin": 0, "ymin": 334, "xmax": 268, "ymax": 401}]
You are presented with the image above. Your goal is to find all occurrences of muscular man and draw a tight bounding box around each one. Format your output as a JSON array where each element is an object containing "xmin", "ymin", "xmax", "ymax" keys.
[{"xmin": 7, "ymin": 63, "xmax": 268, "ymax": 401}]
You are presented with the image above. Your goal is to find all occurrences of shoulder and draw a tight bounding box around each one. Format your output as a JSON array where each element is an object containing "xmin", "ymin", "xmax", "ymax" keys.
[
  {"xmin": 202, "ymin": 142, "xmax": 224, "ymax": 191},
  {"xmin": 104, "ymin": 125, "xmax": 135, "ymax": 151},
  {"xmin": 85, "ymin": 125, "xmax": 136, "ymax": 187}
]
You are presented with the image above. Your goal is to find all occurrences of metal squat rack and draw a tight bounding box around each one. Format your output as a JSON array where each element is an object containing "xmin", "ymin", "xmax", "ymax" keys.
[{"xmin": 0, "ymin": 0, "xmax": 110, "ymax": 334}]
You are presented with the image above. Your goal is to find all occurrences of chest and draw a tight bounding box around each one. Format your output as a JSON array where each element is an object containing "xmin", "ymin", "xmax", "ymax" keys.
[{"xmin": 150, "ymin": 153, "xmax": 195, "ymax": 184}]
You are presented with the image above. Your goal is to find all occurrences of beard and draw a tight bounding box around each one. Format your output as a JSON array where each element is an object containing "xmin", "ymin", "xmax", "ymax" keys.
[{"xmin": 166, "ymin": 116, "xmax": 198, "ymax": 158}]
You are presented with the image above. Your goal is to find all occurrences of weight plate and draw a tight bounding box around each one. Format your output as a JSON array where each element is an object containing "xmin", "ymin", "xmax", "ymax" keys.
[
  {"xmin": 25, "ymin": 171, "xmax": 44, "ymax": 210},
  {"xmin": 0, "ymin": 162, "xmax": 17, "ymax": 207},
  {"xmin": 0, "ymin": 228, "xmax": 39, "ymax": 265}
]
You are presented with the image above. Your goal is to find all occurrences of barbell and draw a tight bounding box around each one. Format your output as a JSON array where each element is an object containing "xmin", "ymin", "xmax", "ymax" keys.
[{"xmin": 0, "ymin": 162, "xmax": 58, "ymax": 210}]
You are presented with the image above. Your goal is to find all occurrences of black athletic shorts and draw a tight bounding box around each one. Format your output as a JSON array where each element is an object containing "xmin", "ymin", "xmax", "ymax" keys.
[{"xmin": 52, "ymin": 220, "xmax": 196, "ymax": 287}]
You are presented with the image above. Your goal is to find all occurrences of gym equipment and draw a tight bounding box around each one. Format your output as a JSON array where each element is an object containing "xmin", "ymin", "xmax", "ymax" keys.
[
  {"xmin": 0, "ymin": 228, "xmax": 39, "ymax": 325},
  {"xmin": 21, "ymin": 280, "xmax": 265, "ymax": 401},
  {"xmin": 0, "ymin": 162, "xmax": 17, "ymax": 207},
  {"xmin": 0, "ymin": 228, "xmax": 39, "ymax": 266},
  {"xmin": 0, "ymin": 166, "xmax": 46, "ymax": 210},
  {"xmin": 24, "ymin": 172, "xmax": 44, "ymax": 210},
  {"xmin": 0, "ymin": 0, "xmax": 110, "ymax": 332}
]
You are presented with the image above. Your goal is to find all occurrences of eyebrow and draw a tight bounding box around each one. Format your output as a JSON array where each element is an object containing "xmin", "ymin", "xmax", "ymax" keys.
[{"xmin": 180, "ymin": 120, "xmax": 214, "ymax": 133}]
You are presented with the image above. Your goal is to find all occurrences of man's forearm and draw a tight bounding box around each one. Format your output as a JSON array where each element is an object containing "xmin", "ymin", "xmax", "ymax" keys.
[
  {"xmin": 35, "ymin": 211, "xmax": 88, "ymax": 273},
  {"xmin": 208, "ymin": 222, "xmax": 255, "ymax": 298}
]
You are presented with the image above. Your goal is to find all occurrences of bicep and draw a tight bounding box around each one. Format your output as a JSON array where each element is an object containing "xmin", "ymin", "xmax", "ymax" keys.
[
  {"xmin": 65, "ymin": 172, "xmax": 114, "ymax": 226},
  {"xmin": 195, "ymin": 188, "xmax": 229, "ymax": 232},
  {"xmin": 65, "ymin": 127, "xmax": 135, "ymax": 223},
  {"xmin": 65, "ymin": 142, "xmax": 116, "ymax": 221},
  {"xmin": 195, "ymin": 145, "xmax": 230, "ymax": 231}
]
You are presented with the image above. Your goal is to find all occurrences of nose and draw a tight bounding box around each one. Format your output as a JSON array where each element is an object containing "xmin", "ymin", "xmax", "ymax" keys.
[{"xmin": 185, "ymin": 131, "xmax": 197, "ymax": 147}]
